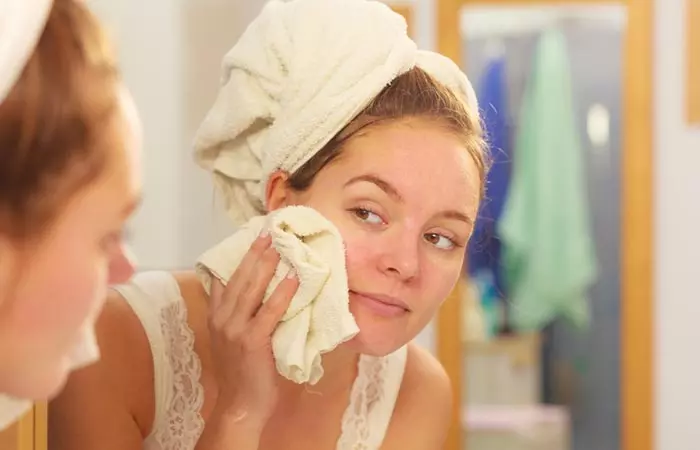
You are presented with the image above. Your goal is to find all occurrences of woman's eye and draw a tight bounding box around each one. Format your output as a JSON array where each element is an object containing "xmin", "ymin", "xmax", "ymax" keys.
[
  {"xmin": 424, "ymin": 232, "xmax": 456, "ymax": 250},
  {"xmin": 353, "ymin": 208, "xmax": 384, "ymax": 225}
]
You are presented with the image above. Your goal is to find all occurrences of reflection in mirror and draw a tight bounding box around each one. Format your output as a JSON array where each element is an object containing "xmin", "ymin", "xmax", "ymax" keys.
[{"xmin": 459, "ymin": 5, "xmax": 626, "ymax": 450}]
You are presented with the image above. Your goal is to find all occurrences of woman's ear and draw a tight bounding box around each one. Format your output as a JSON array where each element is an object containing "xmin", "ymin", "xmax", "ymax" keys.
[{"xmin": 265, "ymin": 170, "xmax": 292, "ymax": 212}]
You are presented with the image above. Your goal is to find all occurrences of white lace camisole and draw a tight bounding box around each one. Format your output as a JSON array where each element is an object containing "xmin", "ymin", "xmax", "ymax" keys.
[{"xmin": 113, "ymin": 271, "xmax": 408, "ymax": 450}]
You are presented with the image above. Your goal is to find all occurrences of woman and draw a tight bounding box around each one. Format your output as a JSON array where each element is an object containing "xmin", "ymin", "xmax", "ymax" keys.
[
  {"xmin": 0, "ymin": 0, "xmax": 141, "ymax": 429},
  {"xmin": 49, "ymin": 0, "xmax": 487, "ymax": 448}
]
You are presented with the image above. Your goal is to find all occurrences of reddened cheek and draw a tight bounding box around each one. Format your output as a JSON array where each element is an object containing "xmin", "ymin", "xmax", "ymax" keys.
[{"xmin": 342, "ymin": 235, "xmax": 376, "ymax": 277}]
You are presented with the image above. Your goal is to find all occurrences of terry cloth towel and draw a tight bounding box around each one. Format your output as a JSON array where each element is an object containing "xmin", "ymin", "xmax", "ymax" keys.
[
  {"xmin": 497, "ymin": 29, "xmax": 598, "ymax": 331},
  {"xmin": 0, "ymin": 0, "xmax": 52, "ymax": 104},
  {"xmin": 196, "ymin": 206, "xmax": 359, "ymax": 385},
  {"xmin": 193, "ymin": 0, "xmax": 478, "ymax": 227}
]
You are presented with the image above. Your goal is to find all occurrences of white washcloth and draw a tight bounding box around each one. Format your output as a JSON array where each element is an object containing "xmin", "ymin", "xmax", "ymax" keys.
[
  {"xmin": 193, "ymin": 0, "xmax": 478, "ymax": 227},
  {"xmin": 0, "ymin": 0, "xmax": 53, "ymax": 104},
  {"xmin": 196, "ymin": 206, "xmax": 359, "ymax": 385}
]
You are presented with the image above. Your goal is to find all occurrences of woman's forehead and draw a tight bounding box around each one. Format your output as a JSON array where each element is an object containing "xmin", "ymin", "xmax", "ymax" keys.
[{"xmin": 320, "ymin": 123, "xmax": 480, "ymax": 210}]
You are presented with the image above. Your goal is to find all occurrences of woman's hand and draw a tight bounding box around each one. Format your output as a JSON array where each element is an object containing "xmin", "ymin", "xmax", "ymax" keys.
[{"xmin": 207, "ymin": 230, "xmax": 298, "ymax": 427}]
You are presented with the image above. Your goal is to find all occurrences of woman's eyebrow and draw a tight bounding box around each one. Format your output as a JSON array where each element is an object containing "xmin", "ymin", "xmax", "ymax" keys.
[{"xmin": 343, "ymin": 174, "xmax": 403, "ymax": 203}]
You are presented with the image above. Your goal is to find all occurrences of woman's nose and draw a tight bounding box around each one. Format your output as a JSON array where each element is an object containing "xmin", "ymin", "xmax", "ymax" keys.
[
  {"xmin": 378, "ymin": 232, "xmax": 420, "ymax": 281},
  {"xmin": 108, "ymin": 245, "xmax": 136, "ymax": 285}
]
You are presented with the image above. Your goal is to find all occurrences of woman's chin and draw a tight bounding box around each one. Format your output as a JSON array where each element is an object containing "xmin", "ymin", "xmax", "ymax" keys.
[{"xmin": 0, "ymin": 353, "xmax": 69, "ymax": 400}]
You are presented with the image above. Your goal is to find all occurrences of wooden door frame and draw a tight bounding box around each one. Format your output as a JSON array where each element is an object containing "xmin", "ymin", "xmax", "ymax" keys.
[{"xmin": 435, "ymin": 1, "xmax": 654, "ymax": 450}]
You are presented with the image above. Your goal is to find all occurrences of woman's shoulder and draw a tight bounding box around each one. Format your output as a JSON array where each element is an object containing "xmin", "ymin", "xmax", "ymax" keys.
[
  {"xmin": 172, "ymin": 271, "xmax": 210, "ymax": 320},
  {"xmin": 109, "ymin": 270, "xmax": 209, "ymax": 332},
  {"xmin": 401, "ymin": 342, "xmax": 452, "ymax": 403},
  {"xmin": 80, "ymin": 272, "xmax": 204, "ymax": 426},
  {"xmin": 380, "ymin": 343, "xmax": 453, "ymax": 449},
  {"xmin": 50, "ymin": 271, "xmax": 211, "ymax": 447},
  {"xmin": 76, "ymin": 273, "xmax": 205, "ymax": 409},
  {"xmin": 111, "ymin": 270, "xmax": 211, "ymax": 365},
  {"xmin": 50, "ymin": 283, "xmax": 159, "ymax": 443}
]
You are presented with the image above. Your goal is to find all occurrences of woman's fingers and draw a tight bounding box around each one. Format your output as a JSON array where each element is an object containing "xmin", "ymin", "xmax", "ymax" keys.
[
  {"xmin": 249, "ymin": 271, "xmax": 299, "ymax": 340},
  {"xmin": 209, "ymin": 228, "xmax": 298, "ymax": 348},
  {"xmin": 232, "ymin": 245, "xmax": 281, "ymax": 319},
  {"xmin": 209, "ymin": 279, "xmax": 235, "ymax": 330},
  {"xmin": 210, "ymin": 232, "xmax": 272, "ymax": 322},
  {"xmin": 209, "ymin": 278, "xmax": 225, "ymax": 310}
]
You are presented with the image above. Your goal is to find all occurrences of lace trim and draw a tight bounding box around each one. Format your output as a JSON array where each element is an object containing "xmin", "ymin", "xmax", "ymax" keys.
[
  {"xmin": 336, "ymin": 355, "xmax": 388, "ymax": 450},
  {"xmin": 152, "ymin": 301, "xmax": 206, "ymax": 449}
]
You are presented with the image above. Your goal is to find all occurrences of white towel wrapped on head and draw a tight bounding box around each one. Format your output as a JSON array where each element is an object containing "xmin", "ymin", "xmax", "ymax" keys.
[
  {"xmin": 196, "ymin": 206, "xmax": 359, "ymax": 385},
  {"xmin": 0, "ymin": 0, "xmax": 52, "ymax": 105},
  {"xmin": 193, "ymin": 0, "xmax": 478, "ymax": 227}
]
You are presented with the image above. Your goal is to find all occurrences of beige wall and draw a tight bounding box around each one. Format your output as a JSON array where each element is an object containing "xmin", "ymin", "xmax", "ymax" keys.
[
  {"xmin": 654, "ymin": 0, "xmax": 700, "ymax": 448},
  {"xmin": 90, "ymin": 0, "xmax": 269, "ymax": 270}
]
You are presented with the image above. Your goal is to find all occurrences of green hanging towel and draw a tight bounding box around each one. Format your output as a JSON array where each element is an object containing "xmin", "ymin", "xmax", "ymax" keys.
[{"xmin": 497, "ymin": 28, "xmax": 598, "ymax": 331}]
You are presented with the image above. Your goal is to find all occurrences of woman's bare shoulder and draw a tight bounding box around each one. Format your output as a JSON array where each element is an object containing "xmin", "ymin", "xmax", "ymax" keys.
[
  {"xmin": 172, "ymin": 270, "xmax": 210, "ymax": 317},
  {"xmin": 50, "ymin": 271, "xmax": 212, "ymax": 448},
  {"xmin": 49, "ymin": 288, "xmax": 157, "ymax": 447},
  {"xmin": 401, "ymin": 342, "xmax": 452, "ymax": 403},
  {"xmin": 381, "ymin": 343, "xmax": 453, "ymax": 449}
]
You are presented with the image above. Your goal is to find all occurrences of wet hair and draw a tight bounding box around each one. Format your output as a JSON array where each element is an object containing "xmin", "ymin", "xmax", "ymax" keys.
[{"xmin": 287, "ymin": 66, "xmax": 489, "ymax": 197}]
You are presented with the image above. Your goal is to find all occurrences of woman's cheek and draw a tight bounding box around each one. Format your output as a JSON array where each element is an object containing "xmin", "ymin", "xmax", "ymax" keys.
[{"xmin": 342, "ymin": 231, "xmax": 375, "ymax": 276}]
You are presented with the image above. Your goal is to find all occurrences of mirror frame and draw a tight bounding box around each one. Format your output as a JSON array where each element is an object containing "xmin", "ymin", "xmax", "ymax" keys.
[
  {"xmin": 435, "ymin": 1, "xmax": 654, "ymax": 449},
  {"xmin": 689, "ymin": 0, "xmax": 699, "ymax": 124},
  {"xmin": 389, "ymin": 4, "xmax": 415, "ymax": 37}
]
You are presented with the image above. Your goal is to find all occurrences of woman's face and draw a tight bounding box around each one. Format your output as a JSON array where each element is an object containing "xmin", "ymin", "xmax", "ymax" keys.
[
  {"xmin": 269, "ymin": 119, "xmax": 480, "ymax": 356},
  {"xmin": 0, "ymin": 88, "xmax": 142, "ymax": 399}
]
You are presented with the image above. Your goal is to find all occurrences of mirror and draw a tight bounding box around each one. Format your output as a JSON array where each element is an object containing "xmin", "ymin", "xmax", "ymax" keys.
[
  {"xmin": 435, "ymin": 1, "xmax": 653, "ymax": 450},
  {"xmin": 34, "ymin": 1, "xmax": 652, "ymax": 450}
]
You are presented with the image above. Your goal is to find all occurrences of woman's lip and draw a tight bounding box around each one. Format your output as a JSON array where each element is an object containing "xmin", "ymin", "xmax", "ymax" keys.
[{"xmin": 350, "ymin": 291, "xmax": 410, "ymax": 317}]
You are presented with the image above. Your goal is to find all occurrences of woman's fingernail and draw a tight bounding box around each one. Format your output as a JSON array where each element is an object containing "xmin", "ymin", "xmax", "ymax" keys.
[
  {"xmin": 259, "ymin": 228, "xmax": 270, "ymax": 238},
  {"xmin": 287, "ymin": 268, "xmax": 297, "ymax": 279}
]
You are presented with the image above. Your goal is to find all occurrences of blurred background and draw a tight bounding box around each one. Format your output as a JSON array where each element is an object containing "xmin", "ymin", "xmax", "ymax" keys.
[{"xmin": 84, "ymin": 0, "xmax": 699, "ymax": 449}]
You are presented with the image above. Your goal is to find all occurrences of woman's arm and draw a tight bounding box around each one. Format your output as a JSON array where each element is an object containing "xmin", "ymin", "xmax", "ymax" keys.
[
  {"xmin": 49, "ymin": 292, "xmax": 154, "ymax": 449},
  {"xmin": 381, "ymin": 343, "xmax": 454, "ymax": 450}
]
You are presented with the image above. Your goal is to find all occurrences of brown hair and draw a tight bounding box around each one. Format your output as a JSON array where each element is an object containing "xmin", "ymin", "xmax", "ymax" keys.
[
  {"xmin": 0, "ymin": 0, "xmax": 120, "ymax": 240},
  {"xmin": 288, "ymin": 66, "xmax": 489, "ymax": 196}
]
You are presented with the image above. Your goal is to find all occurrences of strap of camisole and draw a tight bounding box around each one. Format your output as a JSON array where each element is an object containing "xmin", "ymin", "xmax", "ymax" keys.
[
  {"xmin": 337, "ymin": 345, "xmax": 408, "ymax": 450},
  {"xmin": 112, "ymin": 271, "xmax": 205, "ymax": 446}
]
